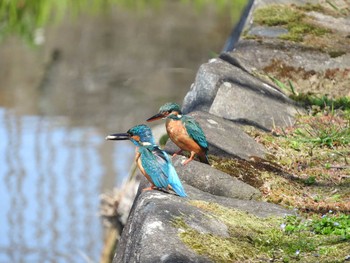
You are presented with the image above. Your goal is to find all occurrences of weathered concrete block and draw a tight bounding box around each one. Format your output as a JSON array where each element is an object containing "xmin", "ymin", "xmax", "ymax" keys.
[
  {"xmin": 209, "ymin": 80, "xmax": 299, "ymax": 130},
  {"xmin": 172, "ymin": 155, "xmax": 261, "ymax": 200},
  {"xmin": 182, "ymin": 59, "xmax": 236, "ymax": 114},
  {"xmin": 182, "ymin": 57, "xmax": 301, "ymax": 130},
  {"xmin": 113, "ymin": 180, "xmax": 293, "ymax": 263},
  {"xmin": 164, "ymin": 111, "xmax": 266, "ymax": 160}
]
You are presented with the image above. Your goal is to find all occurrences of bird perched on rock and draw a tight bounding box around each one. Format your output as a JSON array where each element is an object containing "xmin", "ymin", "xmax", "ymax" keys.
[
  {"xmin": 106, "ymin": 124, "xmax": 187, "ymax": 197},
  {"xmin": 146, "ymin": 102, "xmax": 209, "ymax": 165}
]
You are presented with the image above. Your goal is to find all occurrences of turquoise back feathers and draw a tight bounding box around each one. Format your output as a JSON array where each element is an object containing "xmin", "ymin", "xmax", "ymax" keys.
[{"xmin": 139, "ymin": 145, "xmax": 187, "ymax": 197}]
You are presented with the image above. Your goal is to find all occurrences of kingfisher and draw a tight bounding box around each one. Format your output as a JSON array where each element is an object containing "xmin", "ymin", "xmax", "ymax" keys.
[
  {"xmin": 106, "ymin": 124, "xmax": 187, "ymax": 197},
  {"xmin": 146, "ymin": 102, "xmax": 209, "ymax": 165}
]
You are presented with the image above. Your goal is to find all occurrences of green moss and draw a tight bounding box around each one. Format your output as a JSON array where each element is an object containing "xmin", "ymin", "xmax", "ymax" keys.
[
  {"xmin": 189, "ymin": 200, "xmax": 280, "ymax": 230},
  {"xmin": 295, "ymin": 3, "xmax": 324, "ymax": 12},
  {"xmin": 279, "ymin": 20, "xmax": 329, "ymax": 42},
  {"xmin": 174, "ymin": 218, "xmax": 257, "ymax": 262},
  {"xmin": 242, "ymin": 34, "xmax": 262, "ymax": 40},
  {"xmin": 253, "ymin": 4, "xmax": 330, "ymax": 42},
  {"xmin": 254, "ymin": 5, "xmax": 303, "ymax": 26},
  {"xmin": 328, "ymin": 50, "xmax": 346, "ymax": 58},
  {"xmin": 173, "ymin": 201, "xmax": 349, "ymax": 262},
  {"xmin": 210, "ymin": 156, "xmax": 265, "ymax": 188}
]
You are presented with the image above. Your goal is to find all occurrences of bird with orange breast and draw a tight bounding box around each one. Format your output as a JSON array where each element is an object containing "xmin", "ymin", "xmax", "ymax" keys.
[{"xmin": 147, "ymin": 102, "xmax": 209, "ymax": 165}]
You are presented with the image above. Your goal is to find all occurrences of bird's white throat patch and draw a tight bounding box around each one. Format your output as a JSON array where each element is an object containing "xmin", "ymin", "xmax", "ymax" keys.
[{"xmin": 141, "ymin": 142, "xmax": 152, "ymax": 146}]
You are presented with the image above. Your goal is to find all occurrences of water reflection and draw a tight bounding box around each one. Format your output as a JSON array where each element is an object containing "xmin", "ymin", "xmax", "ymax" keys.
[
  {"xmin": 0, "ymin": 110, "xmax": 115, "ymax": 262},
  {"xmin": 0, "ymin": 1, "xmax": 246, "ymax": 262}
]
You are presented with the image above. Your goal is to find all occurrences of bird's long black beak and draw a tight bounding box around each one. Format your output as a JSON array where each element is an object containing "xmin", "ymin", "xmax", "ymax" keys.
[
  {"xmin": 146, "ymin": 113, "xmax": 164, "ymax": 122},
  {"xmin": 105, "ymin": 133, "xmax": 130, "ymax": 140}
]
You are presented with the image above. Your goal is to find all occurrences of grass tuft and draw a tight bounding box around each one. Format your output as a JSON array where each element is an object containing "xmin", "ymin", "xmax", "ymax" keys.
[{"xmin": 291, "ymin": 114, "xmax": 350, "ymax": 148}]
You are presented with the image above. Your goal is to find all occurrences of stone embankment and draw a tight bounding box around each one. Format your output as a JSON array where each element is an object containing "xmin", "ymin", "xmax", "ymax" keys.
[{"xmin": 111, "ymin": 0, "xmax": 350, "ymax": 262}]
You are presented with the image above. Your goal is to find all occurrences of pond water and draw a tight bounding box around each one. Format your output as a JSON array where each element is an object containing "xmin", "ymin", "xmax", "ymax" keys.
[{"xmin": 0, "ymin": 1, "xmax": 246, "ymax": 262}]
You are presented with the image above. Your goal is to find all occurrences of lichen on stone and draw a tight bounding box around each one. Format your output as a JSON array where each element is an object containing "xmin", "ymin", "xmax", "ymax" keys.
[
  {"xmin": 252, "ymin": 4, "xmax": 330, "ymax": 42},
  {"xmin": 173, "ymin": 200, "xmax": 349, "ymax": 262}
]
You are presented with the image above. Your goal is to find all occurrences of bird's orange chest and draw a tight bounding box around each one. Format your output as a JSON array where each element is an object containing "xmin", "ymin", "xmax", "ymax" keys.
[
  {"xmin": 166, "ymin": 119, "xmax": 187, "ymax": 138},
  {"xmin": 135, "ymin": 150, "xmax": 152, "ymax": 184},
  {"xmin": 166, "ymin": 119, "xmax": 200, "ymax": 152}
]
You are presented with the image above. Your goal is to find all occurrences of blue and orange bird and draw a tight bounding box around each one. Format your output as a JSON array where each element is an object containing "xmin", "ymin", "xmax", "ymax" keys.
[
  {"xmin": 105, "ymin": 124, "xmax": 187, "ymax": 197},
  {"xmin": 147, "ymin": 102, "xmax": 209, "ymax": 165}
]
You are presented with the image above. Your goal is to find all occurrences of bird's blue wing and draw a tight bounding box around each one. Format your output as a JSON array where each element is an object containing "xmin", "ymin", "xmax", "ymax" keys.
[
  {"xmin": 140, "ymin": 146, "xmax": 169, "ymax": 189},
  {"xmin": 156, "ymin": 148, "xmax": 187, "ymax": 197},
  {"xmin": 182, "ymin": 116, "xmax": 208, "ymax": 150},
  {"xmin": 145, "ymin": 146, "xmax": 187, "ymax": 197}
]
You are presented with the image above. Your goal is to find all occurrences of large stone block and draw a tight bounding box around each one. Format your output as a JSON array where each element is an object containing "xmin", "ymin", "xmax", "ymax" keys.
[
  {"xmin": 182, "ymin": 59, "xmax": 237, "ymax": 114},
  {"xmin": 113, "ymin": 180, "xmax": 293, "ymax": 263},
  {"xmin": 172, "ymin": 155, "xmax": 261, "ymax": 200},
  {"xmin": 209, "ymin": 80, "xmax": 300, "ymax": 130},
  {"xmin": 182, "ymin": 57, "xmax": 301, "ymax": 131},
  {"xmin": 164, "ymin": 111, "xmax": 266, "ymax": 160}
]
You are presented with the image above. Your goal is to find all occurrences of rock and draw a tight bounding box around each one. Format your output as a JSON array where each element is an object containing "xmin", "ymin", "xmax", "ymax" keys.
[
  {"xmin": 182, "ymin": 56, "xmax": 301, "ymax": 131},
  {"xmin": 164, "ymin": 111, "xmax": 266, "ymax": 160},
  {"xmin": 308, "ymin": 11, "xmax": 350, "ymax": 35},
  {"xmin": 172, "ymin": 155, "xmax": 261, "ymax": 200},
  {"xmin": 226, "ymin": 39, "xmax": 350, "ymax": 76},
  {"xmin": 185, "ymin": 183, "xmax": 292, "ymax": 218},
  {"xmin": 247, "ymin": 26, "xmax": 289, "ymax": 38},
  {"xmin": 182, "ymin": 58, "xmax": 237, "ymax": 114},
  {"xmin": 209, "ymin": 79, "xmax": 300, "ymax": 130},
  {"xmin": 113, "ymin": 179, "xmax": 293, "ymax": 263},
  {"xmin": 230, "ymin": 0, "xmax": 350, "ymax": 99},
  {"xmin": 225, "ymin": 39, "xmax": 350, "ymax": 99},
  {"xmin": 113, "ymin": 186, "xmax": 212, "ymax": 263}
]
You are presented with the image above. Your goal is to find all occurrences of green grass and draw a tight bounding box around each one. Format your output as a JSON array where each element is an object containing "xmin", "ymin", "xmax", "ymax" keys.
[
  {"xmin": 229, "ymin": 108, "xmax": 350, "ymax": 214},
  {"xmin": 269, "ymin": 76, "xmax": 350, "ymax": 112},
  {"xmin": 292, "ymin": 122, "xmax": 350, "ymax": 148},
  {"xmin": 285, "ymin": 213, "xmax": 350, "ymax": 240},
  {"xmin": 290, "ymin": 94, "xmax": 350, "ymax": 111},
  {"xmin": 269, "ymin": 76, "xmax": 298, "ymax": 95}
]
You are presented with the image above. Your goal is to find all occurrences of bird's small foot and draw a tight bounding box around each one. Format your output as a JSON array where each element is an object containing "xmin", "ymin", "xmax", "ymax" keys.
[
  {"xmin": 181, "ymin": 158, "xmax": 193, "ymax": 166},
  {"xmin": 181, "ymin": 151, "xmax": 196, "ymax": 165},
  {"xmin": 172, "ymin": 150, "xmax": 183, "ymax": 157},
  {"xmin": 142, "ymin": 186, "xmax": 156, "ymax": 192}
]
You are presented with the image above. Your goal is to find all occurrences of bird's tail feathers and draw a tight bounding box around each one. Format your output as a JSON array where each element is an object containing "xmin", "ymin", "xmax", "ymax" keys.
[
  {"xmin": 198, "ymin": 152, "xmax": 210, "ymax": 165},
  {"xmin": 170, "ymin": 183, "xmax": 187, "ymax": 197},
  {"xmin": 168, "ymin": 166, "xmax": 187, "ymax": 197}
]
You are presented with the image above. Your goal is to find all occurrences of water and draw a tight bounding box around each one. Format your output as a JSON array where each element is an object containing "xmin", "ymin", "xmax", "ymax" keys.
[{"xmin": 0, "ymin": 1, "xmax": 246, "ymax": 262}]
